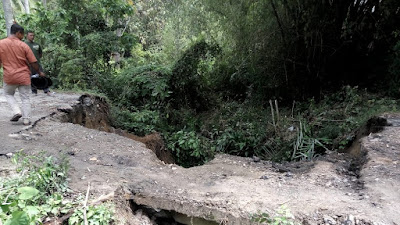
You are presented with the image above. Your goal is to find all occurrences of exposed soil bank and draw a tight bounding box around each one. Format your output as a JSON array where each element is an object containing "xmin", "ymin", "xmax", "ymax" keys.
[
  {"xmin": 58, "ymin": 94, "xmax": 174, "ymax": 164},
  {"xmin": 0, "ymin": 90, "xmax": 399, "ymax": 224}
]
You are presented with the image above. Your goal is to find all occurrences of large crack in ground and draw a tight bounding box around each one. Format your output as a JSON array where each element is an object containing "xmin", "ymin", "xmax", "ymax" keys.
[
  {"xmin": 54, "ymin": 95, "xmax": 396, "ymax": 224},
  {"xmin": 58, "ymin": 94, "xmax": 175, "ymax": 164},
  {"xmin": 56, "ymin": 95, "xmax": 220, "ymax": 224},
  {"xmin": 2, "ymin": 91, "xmax": 400, "ymax": 224},
  {"xmin": 55, "ymin": 95, "xmax": 400, "ymax": 224}
]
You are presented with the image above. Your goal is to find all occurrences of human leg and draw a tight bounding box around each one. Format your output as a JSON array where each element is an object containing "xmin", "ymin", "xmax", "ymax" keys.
[
  {"xmin": 30, "ymin": 70, "xmax": 38, "ymax": 94},
  {"xmin": 31, "ymin": 84, "xmax": 38, "ymax": 94},
  {"xmin": 18, "ymin": 85, "xmax": 32, "ymax": 124},
  {"xmin": 3, "ymin": 82, "xmax": 22, "ymax": 121}
]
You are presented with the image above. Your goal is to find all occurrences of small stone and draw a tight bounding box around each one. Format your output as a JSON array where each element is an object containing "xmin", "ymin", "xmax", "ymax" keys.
[
  {"xmin": 347, "ymin": 215, "xmax": 355, "ymax": 224},
  {"xmin": 260, "ymin": 175, "xmax": 269, "ymax": 180},
  {"xmin": 253, "ymin": 156, "xmax": 260, "ymax": 162},
  {"xmin": 323, "ymin": 215, "xmax": 336, "ymax": 224},
  {"xmin": 8, "ymin": 133, "xmax": 20, "ymax": 139},
  {"xmin": 21, "ymin": 134, "xmax": 32, "ymax": 140},
  {"xmin": 6, "ymin": 153, "xmax": 13, "ymax": 158},
  {"xmin": 285, "ymin": 172, "xmax": 293, "ymax": 177},
  {"xmin": 83, "ymin": 97, "xmax": 92, "ymax": 106},
  {"xmin": 89, "ymin": 157, "xmax": 97, "ymax": 161},
  {"xmin": 342, "ymin": 220, "xmax": 352, "ymax": 225},
  {"xmin": 172, "ymin": 167, "xmax": 177, "ymax": 170},
  {"xmin": 57, "ymin": 104, "xmax": 73, "ymax": 113}
]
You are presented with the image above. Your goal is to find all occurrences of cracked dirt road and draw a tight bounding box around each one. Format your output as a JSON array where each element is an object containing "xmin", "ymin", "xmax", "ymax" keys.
[{"xmin": 0, "ymin": 89, "xmax": 399, "ymax": 224}]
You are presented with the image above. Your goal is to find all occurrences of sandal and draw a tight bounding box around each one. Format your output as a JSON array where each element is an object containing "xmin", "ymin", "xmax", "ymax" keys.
[{"xmin": 10, "ymin": 114, "xmax": 22, "ymax": 122}]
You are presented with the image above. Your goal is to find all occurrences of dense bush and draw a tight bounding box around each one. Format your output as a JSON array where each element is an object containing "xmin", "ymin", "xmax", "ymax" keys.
[
  {"xmin": 166, "ymin": 130, "xmax": 213, "ymax": 167},
  {"xmin": 40, "ymin": 44, "xmax": 85, "ymax": 89},
  {"xmin": 169, "ymin": 40, "xmax": 220, "ymax": 111},
  {"xmin": 111, "ymin": 108, "xmax": 162, "ymax": 136},
  {"xmin": 387, "ymin": 39, "xmax": 400, "ymax": 97},
  {"xmin": 0, "ymin": 152, "xmax": 113, "ymax": 225},
  {"xmin": 295, "ymin": 86, "xmax": 399, "ymax": 150},
  {"xmin": 108, "ymin": 65, "xmax": 171, "ymax": 109},
  {"xmin": 201, "ymin": 102, "xmax": 270, "ymax": 156}
]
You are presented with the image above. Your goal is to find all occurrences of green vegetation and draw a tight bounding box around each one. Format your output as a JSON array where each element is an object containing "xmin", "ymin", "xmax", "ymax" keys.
[
  {"xmin": 251, "ymin": 205, "xmax": 298, "ymax": 225},
  {"xmin": 1, "ymin": 0, "xmax": 399, "ymax": 167},
  {"xmin": 0, "ymin": 152, "xmax": 114, "ymax": 225}
]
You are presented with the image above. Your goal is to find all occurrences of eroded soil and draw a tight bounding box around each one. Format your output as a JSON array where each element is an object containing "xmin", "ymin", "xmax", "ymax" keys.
[{"xmin": 0, "ymin": 89, "xmax": 399, "ymax": 225}]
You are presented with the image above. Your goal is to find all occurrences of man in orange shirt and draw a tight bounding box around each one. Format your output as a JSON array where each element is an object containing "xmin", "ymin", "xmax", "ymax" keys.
[{"xmin": 0, "ymin": 24, "xmax": 45, "ymax": 125}]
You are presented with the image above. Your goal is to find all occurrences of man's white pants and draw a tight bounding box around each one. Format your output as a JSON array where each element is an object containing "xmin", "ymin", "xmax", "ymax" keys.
[{"xmin": 3, "ymin": 82, "xmax": 31, "ymax": 119}]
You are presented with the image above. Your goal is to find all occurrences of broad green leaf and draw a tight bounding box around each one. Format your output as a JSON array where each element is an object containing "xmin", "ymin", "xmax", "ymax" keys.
[
  {"xmin": 4, "ymin": 211, "xmax": 30, "ymax": 225},
  {"xmin": 69, "ymin": 215, "xmax": 80, "ymax": 224},
  {"xmin": 0, "ymin": 204, "xmax": 10, "ymax": 213},
  {"xmin": 51, "ymin": 206, "xmax": 60, "ymax": 215},
  {"xmin": 17, "ymin": 187, "xmax": 40, "ymax": 200},
  {"xmin": 25, "ymin": 206, "xmax": 40, "ymax": 217}
]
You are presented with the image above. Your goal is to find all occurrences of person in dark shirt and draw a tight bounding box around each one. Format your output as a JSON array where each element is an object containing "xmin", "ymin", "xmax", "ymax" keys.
[{"xmin": 25, "ymin": 31, "xmax": 51, "ymax": 95}]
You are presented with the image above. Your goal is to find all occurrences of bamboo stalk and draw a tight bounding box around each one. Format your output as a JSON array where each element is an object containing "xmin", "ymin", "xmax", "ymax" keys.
[
  {"xmin": 269, "ymin": 100, "xmax": 276, "ymax": 133},
  {"xmin": 274, "ymin": 100, "xmax": 280, "ymax": 124},
  {"xmin": 83, "ymin": 182, "xmax": 91, "ymax": 225},
  {"xmin": 291, "ymin": 100, "xmax": 295, "ymax": 118}
]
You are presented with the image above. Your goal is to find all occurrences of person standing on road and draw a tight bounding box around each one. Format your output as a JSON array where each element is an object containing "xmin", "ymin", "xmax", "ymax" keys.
[
  {"xmin": 0, "ymin": 24, "xmax": 45, "ymax": 125},
  {"xmin": 25, "ymin": 30, "xmax": 51, "ymax": 95}
]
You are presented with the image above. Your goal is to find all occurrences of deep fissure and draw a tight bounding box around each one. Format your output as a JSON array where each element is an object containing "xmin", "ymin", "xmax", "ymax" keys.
[
  {"xmin": 58, "ymin": 94, "xmax": 175, "ymax": 164},
  {"xmin": 54, "ymin": 94, "xmax": 393, "ymax": 224},
  {"xmin": 129, "ymin": 201, "xmax": 219, "ymax": 225}
]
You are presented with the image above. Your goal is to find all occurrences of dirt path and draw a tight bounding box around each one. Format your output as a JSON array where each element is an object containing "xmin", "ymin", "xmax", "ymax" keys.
[{"xmin": 0, "ymin": 89, "xmax": 399, "ymax": 224}]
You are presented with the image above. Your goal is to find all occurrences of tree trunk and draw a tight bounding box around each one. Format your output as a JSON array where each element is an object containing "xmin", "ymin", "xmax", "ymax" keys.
[
  {"xmin": 42, "ymin": 0, "xmax": 46, "ymax": 7},
  {"xmin": 2, "ymin": 0, "xmax": 14, "ymax": 36},
  {"xmin": 112, "ymin": 20, "xmax": 124, "ymax": 68},
  {"xmin": 23, "ymin": 0, "xmax": 30, "ymax": 14}
]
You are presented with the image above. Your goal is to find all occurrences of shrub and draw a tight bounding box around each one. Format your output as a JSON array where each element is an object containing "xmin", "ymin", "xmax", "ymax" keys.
[
  {"xmin": 0, "ymin": 153, "xmax": 71, "ymax": 224},
  {"xmin": 291, "ymin": 121, "xmax": 329, "ymax": 161},
  {"xmin": 202, "ymin": 102, "xmax": 271, "ymax": 158},
  {"xmin": 169, "ymin": 39, "xmax": 220, "ymax": 111},
  {"xmin": 41, "ymin": 44, "xmax": 86, "ymax": 89},
  {"xmin": 107, "ymin": 64, "xmax": 171, "ymax": 109},
  {"xmin": 0, "ymin": 152, "xmax": 114, "ymax": 225},
  {"xmin": 111, "ymin": 107, "xmax": 162, "ymax": 136},
  {"xmin": 166, "ymin": 130, "xmax": 214, "ymax": 167},
  {"xmin": 387, "ymin": 39, "xmax": 400, "ymax": 97},
  {"xmin": 296, "ymin": 86, "xmax": 399, "ymax": 150},
  {"xmin": 69, "ymin": 203, "xmax": 114, "ymax": 225}
]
